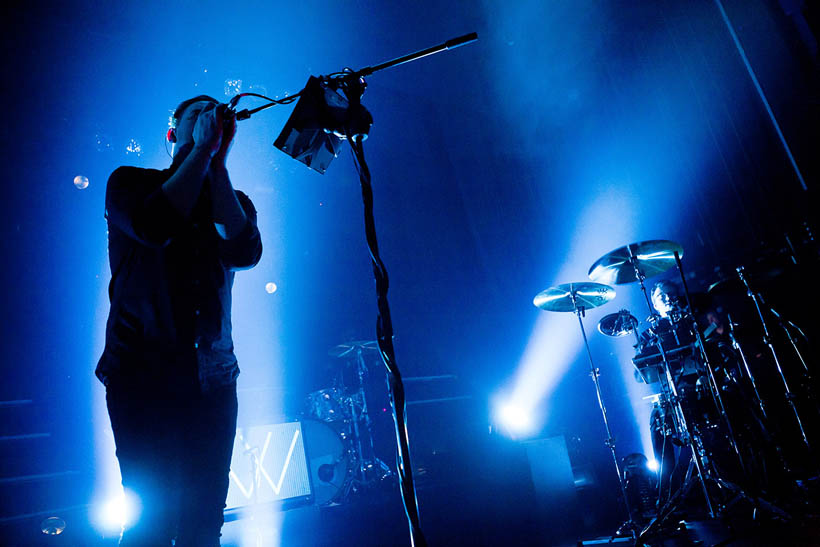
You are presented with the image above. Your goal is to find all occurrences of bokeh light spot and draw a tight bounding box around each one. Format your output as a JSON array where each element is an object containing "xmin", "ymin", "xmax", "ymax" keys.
[
  {"xmin": 125, "ymin": 139, "xmax": 142, "ymax": 156},
  {"xmin": 224, "ymin": 79, "xmax": 242, "ymax": 96},
  {"xmin": 74, "ymin": 175, "xmax": 89, "ymax": 190}
]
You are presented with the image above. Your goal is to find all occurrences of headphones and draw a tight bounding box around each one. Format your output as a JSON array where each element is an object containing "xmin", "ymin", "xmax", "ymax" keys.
[{"xmin": 166, "ymin": 125, "xmax": 177, "ymax": 144}]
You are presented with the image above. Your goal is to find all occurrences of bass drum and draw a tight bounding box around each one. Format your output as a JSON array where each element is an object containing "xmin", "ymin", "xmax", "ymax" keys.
[{"xmin": 301, "ymin": 420, "xmax": 351, "ymax": 505}]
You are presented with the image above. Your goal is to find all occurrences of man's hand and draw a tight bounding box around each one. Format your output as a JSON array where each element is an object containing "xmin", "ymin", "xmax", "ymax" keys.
[
  {"xmin": 211, "ymin": 104, "xmax": 236, "ymax": 169},
  {"xmin": 193, "ymin": 102, "xmax": 223, "ymax": 157}
]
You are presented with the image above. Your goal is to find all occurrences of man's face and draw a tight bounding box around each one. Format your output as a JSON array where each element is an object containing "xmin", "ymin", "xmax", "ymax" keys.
[
  {"xmin": 174, "ymin": 100, "xmax": 217, "ymax": 149},
  {"xmin": 651, "ymin": 287, "xmax": 674, "ymax": 318}
]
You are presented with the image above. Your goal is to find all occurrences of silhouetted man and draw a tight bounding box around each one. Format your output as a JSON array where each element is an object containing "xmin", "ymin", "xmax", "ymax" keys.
[{"xmin": 97, "ymin": 95, "xmax": 262, "ymax": 546}]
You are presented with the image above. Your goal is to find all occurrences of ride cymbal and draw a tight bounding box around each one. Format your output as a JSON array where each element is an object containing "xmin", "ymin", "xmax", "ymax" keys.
[{"xmin": 588, "ymin": 240, "xmax": 683, "ymax": 285}]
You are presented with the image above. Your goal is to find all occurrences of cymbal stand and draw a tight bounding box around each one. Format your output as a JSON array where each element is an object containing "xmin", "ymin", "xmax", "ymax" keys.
[
  {"xmin": 673, "ymin": 252, "xmax": 746, "ymax": 475},
  {"xmin": 727, "ymin": 313, "xmax": 799, "ymax": 484},
  {"xmin": 570, "ymin": 293, "xmax": 637, "ymax": 537},
  {"xmin": 737, "ymin": 266, "xmax": 811, "ymax": 451},
  {"xmin": 726, "ymin": 313, "xmax": 768, "ymax": 421},
  {"xmin": 628, "ymin": 254, "xmax": 715, "ymax": 519},
  {"xmin": 770, "ymin": 307, "xmax": 813, "ymax": 379}
]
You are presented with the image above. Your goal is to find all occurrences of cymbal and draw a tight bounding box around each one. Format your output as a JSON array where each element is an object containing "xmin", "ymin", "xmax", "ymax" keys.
[
  {"xmin": 588, "ymin": 240, "xmax": 683, "ymax": 285},
  {"xmin": 598, "ymin": 310, "xmax": 639, "ymax": 337},
  {"xmin": 329, "ymin": 340, "xmax": 379, "ymax": 358},
  {"xmin": 533, "ymin": 282, "xmax": 615, "ymax": 313}
]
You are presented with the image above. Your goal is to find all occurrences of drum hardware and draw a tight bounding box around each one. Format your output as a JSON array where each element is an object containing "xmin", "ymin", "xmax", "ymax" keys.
[
  {"xmin": 632, "ymin": 343, "xmax": 697, "ymax": 368},
  {"xmin": 598, "ymin": 309, "xmax": 640, "ymax": 342},
  {"xmin": 305, "ymin": 388, "xmax": 350, "ymax": 423},
  {"xmin": 329, "ymin": 339, "xmax": 379, "ymax": 359},
  {"xmin": 346, "ymin": 342, "xmax": 394, "ymax": 490},
  {"xmin": 673, "ymin": 251, "xmax": 747, "ymax": 478},
  {"xmin": 589, "ymin": 241, "xmax": 717, "ymax": 519},
  {"xmin": 736, "ymin": 266, "xmax": 812, "ymax": 451},
  {"xmin": 305, "ymin": 339, "xmax": 395, "ymax": 505},
  {"xmin": 726, "ymin": 313, "xmax": 768, "ymax": 421},
  {"xmin": 534, "ymin": 282, "xmax": 639, "ymax": 538},
  {"xmin": 770, "ymin": 307, "xmax": 812, "ymax": 378},
  {"xmin": 589, "ymin": 241, "xmax": 796, "ymax": 541}
]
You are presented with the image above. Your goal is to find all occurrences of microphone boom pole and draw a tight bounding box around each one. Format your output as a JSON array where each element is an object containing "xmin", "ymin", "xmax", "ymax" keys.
[{"xmin": 232, "ymin": 33, "xmax": 478, "ymax": 546}]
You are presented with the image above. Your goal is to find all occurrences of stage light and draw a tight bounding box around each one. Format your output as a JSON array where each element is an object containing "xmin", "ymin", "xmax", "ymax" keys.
[
  {"xmin": 646, "ymin": 458, "xmax": 659, "ymax": 472},
  {"xmin": 495, "ymin": 400, "xmax": 536, "ymax": 436},
  {"xmin": 500, "ymin": 190, "xmax": 638, "ymax": 440},
  {"xmin": 97, "ymin": 489, "xmax": 139, "ymax": 532}
]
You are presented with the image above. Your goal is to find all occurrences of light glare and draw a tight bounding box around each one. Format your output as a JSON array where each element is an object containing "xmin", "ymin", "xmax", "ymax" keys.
[
  {"xmin": 496, "ymin": 401, "xmax": 535, "ymax": 435},
  {"xmin": 98, "ymin": 490, "xmax": 140, "ymax": 532}
]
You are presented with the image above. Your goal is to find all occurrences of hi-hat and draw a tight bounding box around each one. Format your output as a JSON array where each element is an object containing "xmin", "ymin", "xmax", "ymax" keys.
[
  {"xmin": 588, "ymin": 240, "xmax": 683, "ymax": 285},
  {"xmin": 598, "ymin": 310, "xmax": 639, "ymax": 337},
  {"xmin": 533, "ymin": 282, "xmax": 615, "ymax": 313}
]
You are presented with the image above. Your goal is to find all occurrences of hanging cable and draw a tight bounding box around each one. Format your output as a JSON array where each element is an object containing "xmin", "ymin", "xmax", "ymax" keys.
[{"xmin": 350, "ymin": 137, "xmax": 427, "ymax": 547}]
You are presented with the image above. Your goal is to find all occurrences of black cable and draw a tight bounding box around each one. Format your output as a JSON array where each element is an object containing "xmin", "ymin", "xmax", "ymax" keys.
[
  {"xmin": 229, "ymin": 91, "xmax": 301, "ymax": 108},
  {"xmin": 228, "ymin": 90, "xmax": 304, "ymax": 121},
  {"xmin": 349, "ymin": 138, "xmax": 427, "ymax": 547}
]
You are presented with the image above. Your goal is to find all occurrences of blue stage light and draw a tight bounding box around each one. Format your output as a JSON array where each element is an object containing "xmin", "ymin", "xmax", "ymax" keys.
[
  {"xmin": 494, "ymin": 400, "xmax": 536, "ymax": 436},
  {"xmin": 97, "ymin": 489, "xmax": 140, "ymax": 534}
]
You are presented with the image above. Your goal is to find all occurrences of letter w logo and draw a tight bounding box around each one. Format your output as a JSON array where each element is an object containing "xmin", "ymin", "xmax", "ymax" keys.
[{"xmin": 229, "ymin": 428, "xmax": 301, "ymax": 500}]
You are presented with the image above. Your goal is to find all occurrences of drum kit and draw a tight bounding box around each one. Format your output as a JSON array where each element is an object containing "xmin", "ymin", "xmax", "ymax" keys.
[
  {"xmin": 302, "ymin": 340, "xmax": 394, "ymax": 505},
  {"xmin": 533, "ymin": 239, "xmax": 817, "ymax": 539}
]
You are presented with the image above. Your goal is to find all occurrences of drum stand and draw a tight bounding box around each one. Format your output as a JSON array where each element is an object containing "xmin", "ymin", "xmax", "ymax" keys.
[
  {"xmin": 628, "ymin": 254, "xmax": 716, "ymax": 522},
  {"xmin": 674, "ymin": 252, "xmax": 746, "ymax": 475},
  {"xmin": 570, "ymin": 295, "xmax": 639, "ymax": 538},
  {"xmin": 737, "ymin": 266, "xmax": 811, "ymax": 451},
  {"xmin": 640, "ymin": 257, "xmax": 794, "ymax": 542}
]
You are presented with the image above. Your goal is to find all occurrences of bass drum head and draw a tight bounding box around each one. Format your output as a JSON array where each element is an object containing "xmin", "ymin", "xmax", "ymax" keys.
[{"xmin": 301, "ymin": 420, "xmax": 349, "ymax": 505}]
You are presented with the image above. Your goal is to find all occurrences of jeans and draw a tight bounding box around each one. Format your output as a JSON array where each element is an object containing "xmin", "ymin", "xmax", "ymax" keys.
[{"xmin": 106, "ymin": 376, "xmax": 238, "ymax": 547}]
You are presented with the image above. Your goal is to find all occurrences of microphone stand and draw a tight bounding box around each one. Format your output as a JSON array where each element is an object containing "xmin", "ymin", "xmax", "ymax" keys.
[{"xmin": 233, "ymin": 33, "xmax": 478, "ymax": 547}]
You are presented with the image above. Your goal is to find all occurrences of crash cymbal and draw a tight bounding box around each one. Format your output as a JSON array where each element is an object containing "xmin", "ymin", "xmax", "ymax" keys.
[
  {"xmin": 588, "ymin": 240, "xmax": 683, "ymax": 285},
  {"xmin": 598, "ymin": 309, "xmax": 639, "ymax": 337},
  {"xmin": 329, "ymin": 340, "xmax": 379, "ymax": 358},
  {"xmin": 533, "ymin": 282, "xmax": 615, "ymax": 313}
]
